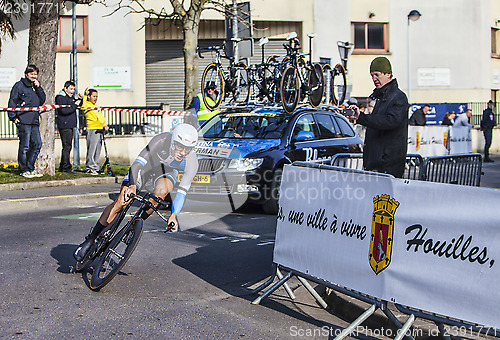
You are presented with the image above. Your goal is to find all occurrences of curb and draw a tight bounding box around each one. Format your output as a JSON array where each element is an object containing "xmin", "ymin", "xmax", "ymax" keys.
[{"xmin": 0, "ymin": 176, "xmax": 123, "ymax": 192}]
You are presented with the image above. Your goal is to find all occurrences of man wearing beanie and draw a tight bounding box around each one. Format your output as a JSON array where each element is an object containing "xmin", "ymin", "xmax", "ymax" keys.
[{"xmin": 347, "ymin": 56, "xmax": 409, "ymax": 178}]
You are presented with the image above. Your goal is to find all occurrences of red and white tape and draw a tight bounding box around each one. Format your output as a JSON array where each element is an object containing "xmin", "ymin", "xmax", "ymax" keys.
[
  {"xmin": 100, "ymin": 108, "xmax": 188, "ymax": 116},
  {"xmin": 1, "ymin": 105, "xmax": 189, "ymax": 116},
  {"xmin": 1, "ymin": 105, "xmax": 70, "ymax": 111}
]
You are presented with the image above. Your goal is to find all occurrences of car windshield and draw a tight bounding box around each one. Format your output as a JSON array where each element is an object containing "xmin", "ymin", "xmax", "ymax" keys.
[{"xmin": 200, "ymin": 112, "xmax": 291, "ymax": 139}]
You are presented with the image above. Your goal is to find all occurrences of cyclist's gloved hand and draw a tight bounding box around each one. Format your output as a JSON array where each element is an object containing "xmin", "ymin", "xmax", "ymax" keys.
[
  {"xmin": 123, "ymin": 185, "xmax": 137, "ymax": 203},
  {"xmin": 167, "ymin": 214, "xmax": 179, "ymax": 232}
]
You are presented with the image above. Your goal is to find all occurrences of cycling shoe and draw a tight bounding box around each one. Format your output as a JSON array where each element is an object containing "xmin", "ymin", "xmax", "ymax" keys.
[{"xmin": 73, "ymin": 237, "xmax": 95, "ymax": 262}]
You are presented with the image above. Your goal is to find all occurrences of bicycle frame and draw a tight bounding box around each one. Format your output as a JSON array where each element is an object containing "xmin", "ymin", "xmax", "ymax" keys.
[{"xmin": 88, "ymin": 193, "xmax": 172, "ymax": 261}]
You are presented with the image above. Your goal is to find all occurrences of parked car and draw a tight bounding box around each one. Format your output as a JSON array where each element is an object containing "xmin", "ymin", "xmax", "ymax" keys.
[{"xmin": 188, "ymin": 105, "xmax": 363, "ymax": 214}]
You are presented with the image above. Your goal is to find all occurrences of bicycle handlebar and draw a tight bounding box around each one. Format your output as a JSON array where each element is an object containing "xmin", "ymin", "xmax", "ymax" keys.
[{"xmin": 127, "ymin": 192, "xmax": 172, "ymax": 226}]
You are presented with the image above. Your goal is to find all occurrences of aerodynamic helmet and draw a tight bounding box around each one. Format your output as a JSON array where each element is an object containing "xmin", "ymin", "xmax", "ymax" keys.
[{"xmin": 171, "ymin": 123, "xmax": 198, "ymax": 150}]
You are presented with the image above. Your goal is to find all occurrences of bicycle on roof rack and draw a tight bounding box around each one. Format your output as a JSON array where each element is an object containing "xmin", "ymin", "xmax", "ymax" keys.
[
  {"xmin": 279, "ymin": 32, "xmax": 325, "ymax": 114},
  {"xmin": 199, "ymin": 38, "xmax": 249, "ymax": 111},
  {"xmin": 75, "ymin": 192, "xmax": 175, "ymax": 291}
]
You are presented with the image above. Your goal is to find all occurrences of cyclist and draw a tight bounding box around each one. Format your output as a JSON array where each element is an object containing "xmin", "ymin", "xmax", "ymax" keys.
[{"xmin": 74, "ymin": 123, "xmax": 199, "ymax": 261}]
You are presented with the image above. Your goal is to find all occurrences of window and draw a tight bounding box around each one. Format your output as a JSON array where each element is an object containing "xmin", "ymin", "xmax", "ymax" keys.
[
  {"xmin": 316, "ymin": 114, "xmax": 340, "ymax": 139},
  {"xmin": 57, "ymin": 16, "xmax": 88, "ymax": 50},
  {"xmin": 352, "ymin": 22, "xmax": 388, "ymax": 53},
  {"xmin": 492, "ymin": 28, "xmax": 500, "ymax": 57},
  {"xmin": 292, "ymin": 114, "xmax": 319, "ymax": 140},
  {"xmin": 333, "ymin": 116, "xmax": 355, "ymax": 137}
]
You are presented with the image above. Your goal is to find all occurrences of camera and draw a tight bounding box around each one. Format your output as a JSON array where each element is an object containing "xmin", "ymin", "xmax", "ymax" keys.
[{"xmin": 341, "ymin": 108, "xmax": 354, "ymax": 117}]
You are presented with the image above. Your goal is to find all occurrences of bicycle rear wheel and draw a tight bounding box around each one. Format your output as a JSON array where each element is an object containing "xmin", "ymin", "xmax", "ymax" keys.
[
  {"xmin": 332, "ymin": 63, "xmax": 347, "ymax": 106},
  {"xmin": 90, "ymin": 218, "xmax": 143, "ymax": 290},
  {"xmin": 280, "ymin": 66, "xmax": 300, "ymax": 114},
  {"xmin": 201, "ymin": 64, "xmax": 224, "ymax": 110},
  {"xmin": 308, "ymin": 63, "xmax": 325, "ymax": 108}
]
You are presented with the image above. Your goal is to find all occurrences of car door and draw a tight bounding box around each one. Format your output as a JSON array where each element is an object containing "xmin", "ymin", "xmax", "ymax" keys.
[
  {"xmin": 313, "ymin": 112, "xmax": 350, "ymax": 160},
  {"xmin": 332, "ymin": 114, "xmax": 363, "ymax": 153},
  {"xmin": 285, "ymin": 112, "xmax": 323, "ymax": 162}
]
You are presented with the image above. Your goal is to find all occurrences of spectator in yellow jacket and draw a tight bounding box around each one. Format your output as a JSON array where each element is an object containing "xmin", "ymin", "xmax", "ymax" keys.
[{"xmin": 82, "ymin": 89, "xmax": 108, "ymax": 175}]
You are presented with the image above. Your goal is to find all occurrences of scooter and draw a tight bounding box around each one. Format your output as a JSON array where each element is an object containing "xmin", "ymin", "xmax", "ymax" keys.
[
  {"xmin": 97, "ymin": 130, "xmax": 114, "ymax": 176},
  {"xmin": 73, "ymin": 129, "xmax": 114, "ymax": 176}
]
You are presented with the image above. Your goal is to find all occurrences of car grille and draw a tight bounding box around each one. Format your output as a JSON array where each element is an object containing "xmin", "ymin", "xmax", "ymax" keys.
[
  {"xmin": 190, "ymin": 184, "xmax": 233, "ymax": 194},
  {"xmin": 197, "ymin": 158, "xmax": 226, "ymax": 173}
]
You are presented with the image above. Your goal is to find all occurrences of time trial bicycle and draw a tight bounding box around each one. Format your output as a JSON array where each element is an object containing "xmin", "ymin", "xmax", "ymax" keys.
[
  {"xmin": 75, "ymin": 192, "xmax": 175, "ymax": 290},
  {"xmin": 279, "ymin": 32, "xmax": 325, "ymax": 113}
]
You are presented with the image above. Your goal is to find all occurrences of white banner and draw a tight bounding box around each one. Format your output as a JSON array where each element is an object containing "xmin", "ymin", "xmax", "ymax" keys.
[
  {"xmin": 274, "ymin": 165, "xmax": 500, "ymax": 329},
  {"xmin": 449, "ymin": 126, "xmax": 473, "ymax": 154},
  {"xmin": 407, "ymin": 126, "xmax": 449, "ymax": 157}
]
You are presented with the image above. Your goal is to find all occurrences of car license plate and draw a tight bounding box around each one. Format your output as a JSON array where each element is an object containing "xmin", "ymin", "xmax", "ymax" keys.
[{"xmin": 178, "ymin": 174, "xmax": 210, "ymax": 183}]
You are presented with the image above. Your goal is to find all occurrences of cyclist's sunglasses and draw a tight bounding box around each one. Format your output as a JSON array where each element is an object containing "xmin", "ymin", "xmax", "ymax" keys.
[{"xmin": 173, "ymin": 141, "xmax": 194, "ymax": 153}]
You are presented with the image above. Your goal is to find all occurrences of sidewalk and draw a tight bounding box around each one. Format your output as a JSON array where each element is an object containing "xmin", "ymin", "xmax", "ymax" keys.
[{"xmin": 0, "ymin": 177, "xmax": 122, "ymax": 214}]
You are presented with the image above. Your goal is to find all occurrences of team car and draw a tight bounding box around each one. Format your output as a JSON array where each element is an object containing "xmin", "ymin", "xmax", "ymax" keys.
[{"xmin": 188, "ymin": 105, "xmax": 363, "ymax": 214}]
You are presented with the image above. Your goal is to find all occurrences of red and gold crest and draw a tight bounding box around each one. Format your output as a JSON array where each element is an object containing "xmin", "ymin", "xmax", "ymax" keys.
[{"xmin": 369, "ymin": 195, "xmax": 400, "ymax": 275}]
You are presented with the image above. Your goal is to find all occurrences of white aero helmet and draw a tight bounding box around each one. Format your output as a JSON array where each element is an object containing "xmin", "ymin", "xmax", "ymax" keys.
[{"xmin": 171, "ymin": 123, "xmax": 198, "ymax": 149}]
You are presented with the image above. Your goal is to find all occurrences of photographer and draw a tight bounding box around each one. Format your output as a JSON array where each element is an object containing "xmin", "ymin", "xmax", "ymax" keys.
[
  {"xmin": 347, "ymin": 57, "xmax": 409, "ymax": 178},
  {"xmin": 82, "ymin": 89, "xmax": 108, "ymax": 175}
]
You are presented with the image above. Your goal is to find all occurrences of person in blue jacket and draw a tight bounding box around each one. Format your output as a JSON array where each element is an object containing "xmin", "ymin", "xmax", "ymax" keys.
[
  {"xmin": 55, "ymin": 80, "xmax": 82, "ymax": 173},
  {"xmin": 8, "ymin": 64, "xmax": 46, "ymax": 178}
]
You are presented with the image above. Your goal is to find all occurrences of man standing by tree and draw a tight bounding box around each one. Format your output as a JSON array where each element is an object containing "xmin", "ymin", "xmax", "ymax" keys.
[
  {"xmin": 481, "ymin": 100, "xmax": 496, "ymax": 162},
  {"xmin": 8, "ymin": 64, "xmax": 46, "ymax": 178}
]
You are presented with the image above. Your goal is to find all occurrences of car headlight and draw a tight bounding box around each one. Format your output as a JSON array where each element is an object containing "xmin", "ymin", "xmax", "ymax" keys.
[{"xmin": 228, "ymin": 158, "xmax": 264, "ymax": 171}]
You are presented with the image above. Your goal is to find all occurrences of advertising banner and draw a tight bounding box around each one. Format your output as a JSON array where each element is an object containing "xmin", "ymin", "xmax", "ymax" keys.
[
  {"xmin": 274, "ymin": 165, "xmax": 500, "ymax": 329},
  {"xmin": 410, "ymin": 103, "xmax": 468, "ymax": 125},
  {"xmin": 449, "ymin": 126, "xmax": 473, "ymax": 154},
  {"xmin": 407, "ymin": 126, "xmax": 449, "ymax": 157}
]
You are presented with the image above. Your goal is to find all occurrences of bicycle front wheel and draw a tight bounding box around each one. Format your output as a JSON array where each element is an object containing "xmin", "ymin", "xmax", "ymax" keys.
[
  {"xmin": 229, "ymin": 62, "xmax": 250, "ymax": 104},
  {"xmin": 280, "ymin": 66, "xmax": 300, "ymax": 114},
  {"xmin": 332, "ymin": 63, "xmax": 347, "ymax": 106},
  {"xmin": 90, "ymin": 218, "xmax": 143, "ymax": 290},
  {"xmin": 308, "ymin": 63, "xmax": 325, "ymax": 108},
  {"xmin": 201, "ymin": 64, "xmax": 224, "ymax": 110}
]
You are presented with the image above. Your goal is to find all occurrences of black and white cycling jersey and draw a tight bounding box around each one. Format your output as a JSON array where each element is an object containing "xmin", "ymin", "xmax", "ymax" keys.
[{"xmin": 123, "ymin": 132, "xmax": 198, "ymax": 215}]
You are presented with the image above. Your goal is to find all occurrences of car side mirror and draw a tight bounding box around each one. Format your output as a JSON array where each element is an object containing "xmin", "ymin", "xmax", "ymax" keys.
[{"xmin": 294, "ymin": 130, "xmax": 315, "ymax": 142}]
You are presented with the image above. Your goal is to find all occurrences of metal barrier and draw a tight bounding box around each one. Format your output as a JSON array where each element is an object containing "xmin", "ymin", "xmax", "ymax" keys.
[
  {"xmin": 252, "ymin": 164, "xmax": 417, "ymax": 340},
  {"xmin": 0, "ymin": 105, "xmax": 164, "ymax": 139},
  {"xmin": 422, "ymin": 154, "xmax": 482, "ymax": 186},
  {"xmin": 321, "ymin": 153, "xmax": 479, "ymax": 186},
  {"xmin": 252, "ymin": 162, "xmax": 498, "ymax": 339}
]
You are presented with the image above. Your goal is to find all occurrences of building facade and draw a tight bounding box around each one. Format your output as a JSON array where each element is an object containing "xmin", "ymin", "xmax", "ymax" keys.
[{"xmin": 0, "ymin": 0, "xmax": 498, "ymax": 111}]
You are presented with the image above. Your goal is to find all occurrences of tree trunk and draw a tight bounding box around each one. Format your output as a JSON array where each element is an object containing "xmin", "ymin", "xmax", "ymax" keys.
[
  {"xmin": 182, "ymin": 16, "xmax": 201, "ymax": 110},
  {"xmin": 28, "ymin": 0, "xmax": 60, "ymax": 175}
]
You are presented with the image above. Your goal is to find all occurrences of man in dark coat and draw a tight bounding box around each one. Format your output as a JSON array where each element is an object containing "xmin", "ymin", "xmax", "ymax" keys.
[
  {"xmin": 409, "ymin": 104, "xmax": 430, "ymax": 126},
  {"xmin": 348, "ymin": 57, "xmax": 409, "ymax": 178},
  {"xmin": 55, "ymin": 80, "xmax": 82, "ymax": 173},
  {"xmin": 8, "ymin": 64, "xmax": 46, "ymax": 178},
  {"xmin": 481, "ymin": 100, "xmax": 496, "ymax": 162}
]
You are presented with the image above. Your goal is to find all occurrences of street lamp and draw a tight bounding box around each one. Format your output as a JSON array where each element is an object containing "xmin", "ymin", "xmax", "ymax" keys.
[
  {"xmin": 337, "ymin": 41, "xmax": 354, "ymax": 70},
  {"xmin": 407, "ymin": 9, "xmax": 421, "ymax": 104}
]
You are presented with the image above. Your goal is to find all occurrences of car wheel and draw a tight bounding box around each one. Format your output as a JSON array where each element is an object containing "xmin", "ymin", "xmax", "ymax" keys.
[{"xmin": 263, "ymin": 168, "xmax": 283, "ymax": 215}]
